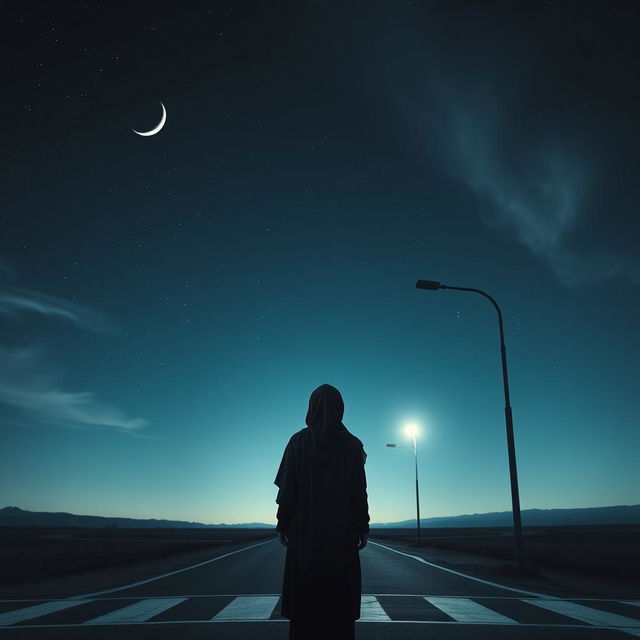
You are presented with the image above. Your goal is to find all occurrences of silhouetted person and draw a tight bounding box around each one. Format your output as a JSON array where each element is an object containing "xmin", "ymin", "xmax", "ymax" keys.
[{"xmin": 275, "ymin": 383, "xmax": 370, "ymax": 640}]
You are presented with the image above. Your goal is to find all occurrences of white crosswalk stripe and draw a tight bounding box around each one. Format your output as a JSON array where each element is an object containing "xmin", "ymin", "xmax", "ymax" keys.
[
  {"xmin": 425, "ymin": 596, "xmax": 515, "ymax": 623},
  {"xmin": 0, "ymin": 600, "xmax": 89, "ymax": 626},
  {"xmin": 211, "ymin": 595, "xmax": 279, "ymax": 620},
  {"xmin": 1, "ymin": 594, "xmax": 639, "ymax": 631},
  {"xmin": 524, "ymin": 598, "xmax": 640, "ymax": 636},
  {"xmin": 359, "ymin": 595, "xmax": 391, "ymax": 621},
  {"xmin": 0, "ymin": 600, "xmax": 90, "ymax": 627},
  {"xmin": 83, "ymin": 597, "xmax": 186, "ymax": 624}
]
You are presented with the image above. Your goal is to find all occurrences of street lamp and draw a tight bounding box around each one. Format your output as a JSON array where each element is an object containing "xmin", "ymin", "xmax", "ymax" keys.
[
  {"xmin": 415, "ymin": 279, "xmax": 525, "ymax": 573},
  {"xmin": 387, "ymin": 423, "xmax": 421, "ymax": 546}
]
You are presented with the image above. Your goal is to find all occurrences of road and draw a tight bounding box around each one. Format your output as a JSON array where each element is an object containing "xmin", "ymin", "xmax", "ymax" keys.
[{"xmin": 0, "ymin": 537, "xmax": 638, "ymax": 639}]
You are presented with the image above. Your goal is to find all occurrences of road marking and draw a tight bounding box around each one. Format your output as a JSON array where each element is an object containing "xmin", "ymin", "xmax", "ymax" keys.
[
  {"xmin": 359, "ymin": 596, "xmax": 391, "ymax": 621},
  {"xmin": 1, "ymin": 594, "xmax": 635, "ymax": 602},
  {"xmin": 212, "ymin": 596, "xmax": 279, "ymax": 620},
  {"xmin": 2, "ymin": 594, "xmax": 638, "ymax": 631},
  {"xmin": 6, "ymin": 619, "xmax": 640, "ymax": 630},
  {"xmin": 83, "ymin": 597, "xmax": 186, "ymax": 624},
  {"xmin": 425, "ymin": 596, "xmax": 516, "ymax": 623},
  {"xmin": 369, "ymin": 541, "xmax": 556, "ymax": 598},
  {"xmin": 524, "ymin": 598, "xmax": 640, "ymax": 637},
  {"xmin": 70, "ymin": 537, "xmax": 276, "ymax": 599},
  {"xmin": 0, "ymin": 599, "xmax": 89, "ymax": 626}
]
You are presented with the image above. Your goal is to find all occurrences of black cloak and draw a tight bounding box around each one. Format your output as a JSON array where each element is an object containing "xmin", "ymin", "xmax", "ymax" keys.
[{"xmin": 274, "ymin": 384, "xmax": 369, "ymax": 623}]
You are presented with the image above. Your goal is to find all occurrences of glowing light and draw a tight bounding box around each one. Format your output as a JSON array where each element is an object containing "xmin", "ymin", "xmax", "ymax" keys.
[{"xmin": 404, "ymin": 422, "xmax": 419, "ymax": 438}]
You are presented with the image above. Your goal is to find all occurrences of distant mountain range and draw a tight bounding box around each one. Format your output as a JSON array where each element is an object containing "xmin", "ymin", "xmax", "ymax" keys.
[
  {"xmin": 0, "ymin": 507, "xmax": 271, "ymax": 529},
  {"xmin": 374, "ymin": 504, "xmax": 640, "ymax": 528},
  {"xmin": 1, "ymin": 504, "xmax": 638, "ymax": 529}
]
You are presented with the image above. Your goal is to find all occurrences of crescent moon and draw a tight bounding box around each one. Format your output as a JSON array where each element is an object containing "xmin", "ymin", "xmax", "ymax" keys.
[{"xmin": 132, "ymin": 102, "xmax": 166, "ymax": 136}]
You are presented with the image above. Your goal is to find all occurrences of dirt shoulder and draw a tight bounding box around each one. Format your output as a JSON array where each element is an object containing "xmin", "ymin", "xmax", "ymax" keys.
[
  {"xmin": 0, "ymin": 536, "xmax": 278, "ymax": 599},
  {"xmin": 370, "ymin": 535, "xmax": 640, "ymax": 599}
]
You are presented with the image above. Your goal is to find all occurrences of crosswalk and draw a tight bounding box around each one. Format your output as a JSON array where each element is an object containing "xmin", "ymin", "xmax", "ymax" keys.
[
  {"xmin": 83, "ymin": 597, "xmax": 187, "ymax": 624},
  {"xmin": 0, "ymin": 594, "xmax": 639, "ymax": 635},
  {"xmin": 424, "ymin": 596, "xmax": 516, "ymax": 623},
  {"xmin": 211, "ymin": 596, "xmax": 280, "ymax": 621}
]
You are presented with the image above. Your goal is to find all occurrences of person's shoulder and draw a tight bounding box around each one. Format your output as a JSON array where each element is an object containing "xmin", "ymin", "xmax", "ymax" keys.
[
  {"xmin": 348, "ymin": 433, "xmax": 364, "ymax": 449},
  {"xmin": 335, "ymin": 434, "xmax": 363, "ymax": 460},
  {"xmin": 288, "ymin": 428, "xmax": 307, "ymax": 445}
]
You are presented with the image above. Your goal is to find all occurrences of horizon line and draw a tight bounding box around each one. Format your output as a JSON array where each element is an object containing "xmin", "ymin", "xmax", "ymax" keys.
[{"xmin": 2, "ymin": 503, "xmax": 639, "ymax": 527}]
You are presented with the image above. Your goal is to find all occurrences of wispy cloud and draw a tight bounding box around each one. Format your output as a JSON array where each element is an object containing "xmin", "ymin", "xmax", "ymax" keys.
[
  {"xmin": 445, "ymin": 103, "xmax": 598, "ymax": 286},
  {"xmin": 0, "ymin": 286, "xmax": 115, "ymax": 332},
  {"xmin": 382, "ymin": 10, "xmax": 640, "ymax": 287},
  {"xmin": 0, "ymin": 280, "xmax": 147, "ymax": 434},
  {"xmin": 0, "ymin": 346, "xmax": 147, "ymax": 432},
  {"xmin": 436, "ymin": 89, "xmax": 640, "ymax": 286}
]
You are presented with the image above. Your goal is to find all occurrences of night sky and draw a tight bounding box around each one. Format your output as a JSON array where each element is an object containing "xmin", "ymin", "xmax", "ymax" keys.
[{"xmin": 1, "ymin": 2, "xmax": 639, "ymax": 526}]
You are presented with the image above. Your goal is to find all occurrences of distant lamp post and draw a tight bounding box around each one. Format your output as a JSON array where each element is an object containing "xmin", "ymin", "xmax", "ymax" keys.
[
  {"xmin": 387, "ymin": 422, "xmax": 422, "ymax": 546},
  {"xmin": 415, "ymin": 279, "xmax": 524, "ymax": 573}
]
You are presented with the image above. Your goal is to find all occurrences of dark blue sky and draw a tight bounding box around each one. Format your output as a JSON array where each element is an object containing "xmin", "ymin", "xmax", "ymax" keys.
[{"xmin": 1, "ymin": 2, "xmax": 638, "ymax": 524}]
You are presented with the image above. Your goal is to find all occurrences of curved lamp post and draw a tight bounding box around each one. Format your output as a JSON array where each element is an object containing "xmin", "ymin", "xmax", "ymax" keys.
[
  {"xmin": 415, "ymin": 279, "xmax": 524, "ymax": 573},
  {"xmin": 387, "ymin": 423, "xmax": 421, "ymax": 545}
]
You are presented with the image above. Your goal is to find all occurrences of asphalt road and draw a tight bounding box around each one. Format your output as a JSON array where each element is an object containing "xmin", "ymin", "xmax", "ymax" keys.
[{"xmin": 0, "ymin": 537, "xmax": 639, "ymax": 639}]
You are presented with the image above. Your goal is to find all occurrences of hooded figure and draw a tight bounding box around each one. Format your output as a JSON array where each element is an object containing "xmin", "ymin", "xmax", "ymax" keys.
[{"xmin": 275, "ymin": 384, "xmax": 369, "ymax": 640}]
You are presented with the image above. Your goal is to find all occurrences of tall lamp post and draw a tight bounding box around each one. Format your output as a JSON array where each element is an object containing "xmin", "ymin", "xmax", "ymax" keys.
[
  {"xmin": 387, "ymin": 423, "xmax": 421, "ymax": 546},
  {"xmin": 415, "ymin": 279, "xmax": 524, "ymax": 573}
]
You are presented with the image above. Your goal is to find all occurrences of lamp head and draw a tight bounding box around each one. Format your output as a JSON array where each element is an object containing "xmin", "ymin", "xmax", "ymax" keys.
[{"xmin": 416, "ymin": 280, "xmax": 442, "ymax": 290}]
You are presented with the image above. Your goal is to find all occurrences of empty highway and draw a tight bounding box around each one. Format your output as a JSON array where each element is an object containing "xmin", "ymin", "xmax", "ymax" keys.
[{"xmin": 0, "ymin": 537, "xmax": 638, "ymax": 639}]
